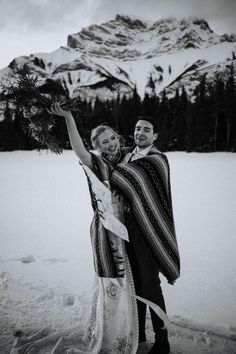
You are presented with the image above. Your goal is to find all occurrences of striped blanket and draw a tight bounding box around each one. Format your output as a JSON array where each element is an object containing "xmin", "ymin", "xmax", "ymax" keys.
[
  {"xmin": 85, "ymin": 154, "xmax": 126, "ymax": 278},
  {"xmin": 110, "ymin": 152, "xmax": 180, "ymax": 284}
]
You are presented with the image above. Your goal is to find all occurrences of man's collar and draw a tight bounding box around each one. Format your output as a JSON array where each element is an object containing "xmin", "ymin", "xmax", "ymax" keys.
[
  {"xmin": 133, "ymin": 145, "xmax": 153, "ymax": 156},
  {"xmin": 123, "ymin": 144, "xmax": 162, "ymax": 163}
]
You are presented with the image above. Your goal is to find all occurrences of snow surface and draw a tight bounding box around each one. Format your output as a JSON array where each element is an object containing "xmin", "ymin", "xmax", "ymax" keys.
[{"xmin": 0, "ymin": 151, "xmax": 236, "ymax": 353}]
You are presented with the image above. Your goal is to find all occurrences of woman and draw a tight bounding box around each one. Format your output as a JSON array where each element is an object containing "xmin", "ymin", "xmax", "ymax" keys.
[{"xmin": 11, "ymin": 103, "xmax": 139, "ymax": 354}]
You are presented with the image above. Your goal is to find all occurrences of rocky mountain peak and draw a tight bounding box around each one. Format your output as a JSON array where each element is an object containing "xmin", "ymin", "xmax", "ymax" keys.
[
  {"xmin": 66, "ymin": 15, "xmax": 232, "ymax": 60},
  {"xmin": 115, "ymin": 14, "xmax": 147, "ymax": 29},
  {"xmin": 0, "ymin": 14, "xmax": 235, "ymax": 106}
]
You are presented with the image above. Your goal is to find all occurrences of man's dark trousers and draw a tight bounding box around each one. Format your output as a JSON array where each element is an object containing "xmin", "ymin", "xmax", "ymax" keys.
[{"xmin": 124, "ymin": 207, "xmax": 167, "ymax": 339}]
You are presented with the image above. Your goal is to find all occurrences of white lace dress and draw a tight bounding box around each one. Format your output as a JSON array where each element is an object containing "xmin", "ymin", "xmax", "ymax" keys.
[{"xmin": 11, "ymin": 165, "xmax": 139, "ymax": 354}]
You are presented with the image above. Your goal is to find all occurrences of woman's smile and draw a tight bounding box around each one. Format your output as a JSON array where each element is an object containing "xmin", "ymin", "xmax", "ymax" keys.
[{"xmin": 97, "ymin": 129, "xmax": 120, "ymax": 155}]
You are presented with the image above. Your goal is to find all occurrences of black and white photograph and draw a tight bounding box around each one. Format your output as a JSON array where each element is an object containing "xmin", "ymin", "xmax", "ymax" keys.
[{"xmin": 0, "ymin": 0, "xmax": 236, "ymax": 353}]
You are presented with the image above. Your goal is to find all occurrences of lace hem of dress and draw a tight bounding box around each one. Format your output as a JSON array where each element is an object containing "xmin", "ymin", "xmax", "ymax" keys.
[{"xmin": 11, "ymin": 244, "xmax": 139, "ymax": 354}]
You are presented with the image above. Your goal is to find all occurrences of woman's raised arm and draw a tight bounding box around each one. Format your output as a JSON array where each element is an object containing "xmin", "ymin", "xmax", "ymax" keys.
[{"xmin": 49, "ymin": 102, "xmax": 92, "ymax": 168}]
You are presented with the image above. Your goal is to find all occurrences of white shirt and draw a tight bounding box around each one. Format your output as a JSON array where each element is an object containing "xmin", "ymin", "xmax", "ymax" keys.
[{"xmin": 124, "ymin": 145, "xmax": 153, "ymax": 162}]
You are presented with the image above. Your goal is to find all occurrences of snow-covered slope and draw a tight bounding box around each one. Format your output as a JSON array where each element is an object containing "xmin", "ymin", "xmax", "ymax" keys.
[
  {"xmin": 0, "ymin": 15, "xmax": 236, "ymax": 102},
  {"xmin": 1, "ymin": 151, "xmax": 236, "ymax": 353}
]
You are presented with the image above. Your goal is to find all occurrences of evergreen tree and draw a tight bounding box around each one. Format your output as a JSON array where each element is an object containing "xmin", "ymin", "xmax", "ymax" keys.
[
  {"xmin": 1, "ymin": 67, "xmax": 235, "ymax": 153},
  {"xmin": 143, "ymin": 92, "xmax": 151, "ymax": 115},
  {"xmin": 127, "ymin": 85, "xmax": 142, "ymax": 139},
  {"xmin": 225, "ymin": 63, "xmax": 236, "ymax": 151},
  {"xmin": 194, "ymin": 74, "xmax": 210, "ymax": 150},
  {"xmin": 143, "ymin": 91, "xmax": 159, "ymax": 117},
  {"xmin": 168, "ymin": 88, "xmax": 180, "ymax": 150},
  {"xmin": 14, "ymin": 109, "xmax": 34, "ymax": 150},
  {"xmin": 185, "ymin": 102, "xmax": 195, "ymax": 152},
  {"xmin": 114, "ymin": 87, "xmax": 142, "ymax": 146},
  {"xmin": 0, "ymin": 102, "xmax": 17, "ymax": 151},
  {"xmin": 158, "ymin": 89, "xmax": 171, "ymax": 151},
  {"xmin": 212, "ymin": 75, "xmax": 225, "ymax": 151},
  {"xmin": 179, "ymin": 86, "xmax": 188, "ymax": 150},
  {"xmin": 116, "ymin": 95, "xmax": 130, "ymax": 142},
  {"xmin": 168, "ymin": 87, "xmax": 188, "ymax": 150},
  {"xmin": 92, "ymin": 96, "xmax": 106, "ymax": 125},
  {"xmin": 110, "ymin": 94, "xmax": 121, "ymax": 132}
]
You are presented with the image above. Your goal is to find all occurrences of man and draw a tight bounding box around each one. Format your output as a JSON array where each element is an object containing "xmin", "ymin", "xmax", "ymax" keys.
[{"xmin": 111, "ymin": 116, "xmax": 180, "ymax": 354}]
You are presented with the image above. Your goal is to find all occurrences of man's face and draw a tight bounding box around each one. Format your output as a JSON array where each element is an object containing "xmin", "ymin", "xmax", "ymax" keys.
[{"xmin": 134, "ymin": 120, "xmax": 158, "ymax": 149}]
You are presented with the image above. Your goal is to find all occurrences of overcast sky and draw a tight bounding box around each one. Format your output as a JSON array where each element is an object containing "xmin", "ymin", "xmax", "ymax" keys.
[{"xmin": 1, "ymin": 0, "xmax": 236, "ymax": 69}]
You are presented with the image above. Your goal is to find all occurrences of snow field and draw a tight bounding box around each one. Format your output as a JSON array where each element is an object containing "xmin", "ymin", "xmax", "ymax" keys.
[{"xmin": 0, "ymin": 151, "xmax": 236, "ymax": 353}]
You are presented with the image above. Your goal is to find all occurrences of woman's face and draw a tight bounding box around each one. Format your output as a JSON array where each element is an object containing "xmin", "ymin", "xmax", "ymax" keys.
[{"xmin": 96, "ymin": 129, "xmax": 120, "ymax": 155}]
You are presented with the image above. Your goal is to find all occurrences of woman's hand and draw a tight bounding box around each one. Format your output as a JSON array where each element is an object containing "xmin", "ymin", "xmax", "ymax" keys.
[
  {"xmin": 47, "ymin": 102, "xmax": 72, "ymax": 119},
  {"xmin": 48, "ymin": 101, "xmax": 92, "ymax": 167}
]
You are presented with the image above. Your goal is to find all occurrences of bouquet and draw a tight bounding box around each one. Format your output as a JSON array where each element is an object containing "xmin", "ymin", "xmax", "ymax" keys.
[{"xmin": 0, "ymin": 65, "xmax": 81, "ymax": 153}]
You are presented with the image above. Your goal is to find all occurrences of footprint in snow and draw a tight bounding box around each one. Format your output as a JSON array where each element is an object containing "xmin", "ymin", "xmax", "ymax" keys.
[
  {"xmin": 19, "ymin": 255, "xmax": 36, "ymax": 263},
  {"xmin": 43, "ymin": 258, "xmax": 69, "ymax": 263}
]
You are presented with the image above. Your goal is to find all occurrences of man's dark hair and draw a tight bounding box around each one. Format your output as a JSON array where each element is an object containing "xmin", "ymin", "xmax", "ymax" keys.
[{"xmin": 135, "ymin": 115, "xmax": 158, "ymax": 133}]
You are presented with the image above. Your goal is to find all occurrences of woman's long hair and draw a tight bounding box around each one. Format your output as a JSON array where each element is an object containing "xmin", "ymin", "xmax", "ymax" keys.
[{"xmin": 90, "ymin": 125, "xmax": 121, "ymax": 149}]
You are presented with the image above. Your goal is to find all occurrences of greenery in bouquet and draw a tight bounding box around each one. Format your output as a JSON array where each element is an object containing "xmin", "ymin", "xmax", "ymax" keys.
[{"xmin": 0, "ymin": 66, "xmax": 81, "ymax": 153}]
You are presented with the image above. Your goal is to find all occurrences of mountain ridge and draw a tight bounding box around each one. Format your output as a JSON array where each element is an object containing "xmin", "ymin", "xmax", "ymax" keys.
[{"xmin": 0, "ymin": 14, "xmax": 236, "ymax": 106}]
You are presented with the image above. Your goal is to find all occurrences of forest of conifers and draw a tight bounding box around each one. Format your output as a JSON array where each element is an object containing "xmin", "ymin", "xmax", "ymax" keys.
[{"xmin": 0, "ymin": 63, "xmax": 235, "ymax": 153}]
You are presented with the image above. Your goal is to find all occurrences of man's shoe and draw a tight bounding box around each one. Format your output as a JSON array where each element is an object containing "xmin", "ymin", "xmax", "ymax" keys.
[
  {"xmin": 148, "ymin": 329, "xmax": 170, "ymax": 354},
  {"xmin": 148, "ymin": 341, "xmax": 170, "ymax": 354}
]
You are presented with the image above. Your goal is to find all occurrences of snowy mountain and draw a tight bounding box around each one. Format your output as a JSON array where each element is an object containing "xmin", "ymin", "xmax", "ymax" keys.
[{"xmin": 0, "ymin": 14, "xmax": 236, "ymax": 104}]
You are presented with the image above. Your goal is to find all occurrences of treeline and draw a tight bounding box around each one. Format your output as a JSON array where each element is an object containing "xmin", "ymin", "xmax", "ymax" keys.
[{"xmin": 0, "ymin": 63, "xmax": 235, "ymax": 152}]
